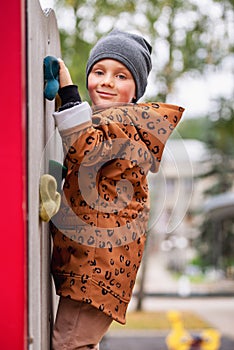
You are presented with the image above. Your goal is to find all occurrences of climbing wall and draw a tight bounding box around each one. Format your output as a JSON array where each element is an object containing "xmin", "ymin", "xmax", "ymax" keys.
[{"xmin": 27, "ymin": 0, "xmax": 61, "ymax": 348}]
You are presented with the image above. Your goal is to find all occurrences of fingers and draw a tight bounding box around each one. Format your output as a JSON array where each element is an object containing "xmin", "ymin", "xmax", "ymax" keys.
[
  {"xmin": 57, "ymin": 58, "xmax": 73, "ymax": 88},
  {"xmin": 57, "ymin": 57, "xmax": 66, "ymax": 69}
]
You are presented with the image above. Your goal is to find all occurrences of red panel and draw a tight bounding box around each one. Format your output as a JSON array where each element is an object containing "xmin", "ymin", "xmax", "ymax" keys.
[{"xmin": 0, "ymin": 1, "xmax": 27, "ymax": 349}]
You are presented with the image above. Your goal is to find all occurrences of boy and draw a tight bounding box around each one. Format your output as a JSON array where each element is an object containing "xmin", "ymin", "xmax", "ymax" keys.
[{"xmin": 51, "ymin": 29, "xmax": 184, "ymax": 349}]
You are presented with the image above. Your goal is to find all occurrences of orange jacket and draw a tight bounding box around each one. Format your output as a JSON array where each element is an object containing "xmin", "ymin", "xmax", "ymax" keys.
[{"xmin": 51, "ymin": 102, "xmax": 184, "ymax": 324}]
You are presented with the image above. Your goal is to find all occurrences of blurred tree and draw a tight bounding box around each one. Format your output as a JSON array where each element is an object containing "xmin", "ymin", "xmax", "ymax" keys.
[
  {"xmin": 175, "ymin": 117, "xmax": 208, "ymax": 141},
  {"xmin": 175, "ymin": 99, "xmax": 234, "ymax": 273},
  {"xmin": 53, "ymin": 0, "xmax": 234, "ymax": 102},
  {"xmin": 203, "ymin": 99, "xmax": 234, "ymax": 195},
  {"xmin": 195, "ymin": 98, "xmax": 234, "ymax": 274},
  {"xmin": 198, "ymin": 217, "xmax": 234, "ymax": 274}
]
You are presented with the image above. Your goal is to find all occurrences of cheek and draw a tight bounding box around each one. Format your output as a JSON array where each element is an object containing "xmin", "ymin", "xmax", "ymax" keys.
[
  {"xmin": 87, "ymin": 73, "xmax": 99, "ymax": 92},
  {"xmin": 120, "ymin": 82, "xmax": 136, "ymax": 100},
  {"xmin": 87, "ymin": 76, "xmax": 94, "ymax": 92}
]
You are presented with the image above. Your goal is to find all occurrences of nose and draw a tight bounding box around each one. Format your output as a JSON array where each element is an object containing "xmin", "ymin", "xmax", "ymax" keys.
[{"xmin": 100, "ymin": 74, "xmax": 114, "ymax": 87}]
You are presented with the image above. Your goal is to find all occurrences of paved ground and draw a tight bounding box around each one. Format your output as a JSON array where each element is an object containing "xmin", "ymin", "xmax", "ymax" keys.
[
  {"xmin": 101, "ymin": 333, "xmax": 234, "ymax": 350},
  {"xmin": 100, "ymin": 333, "xmax": 170, "ymax": 350},
  {"xmin": 132, "ymin": 296, "xmax": 234, "ymax": 339},
  {"xmin": 100, "ymin": 296, "xmax": 234, "ymax": 350}
]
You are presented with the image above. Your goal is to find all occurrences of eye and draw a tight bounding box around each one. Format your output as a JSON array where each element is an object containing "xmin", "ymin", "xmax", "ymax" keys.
[
  {"xmin": 116, "ymin": 74, "xmax": 126, "ymax": 80},
  {"xmin": 94, "ymin": 69, "xmax": 104, "ymax": 76}
]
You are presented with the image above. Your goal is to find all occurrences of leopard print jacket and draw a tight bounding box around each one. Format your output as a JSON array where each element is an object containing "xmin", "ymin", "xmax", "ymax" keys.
[{"xmin": 50, "ymin": 102, "xmax": 184, "ymax": 324}]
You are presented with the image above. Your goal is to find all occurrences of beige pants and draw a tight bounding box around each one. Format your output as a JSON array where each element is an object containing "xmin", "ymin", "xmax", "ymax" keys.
[{"xmin": 52, "ymin": 297, "xmax": 113, "ymax": 350}]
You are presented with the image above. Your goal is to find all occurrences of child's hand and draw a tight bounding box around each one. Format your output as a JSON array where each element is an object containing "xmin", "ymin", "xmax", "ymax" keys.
[{"xmin": 58, "ymin": 58, "xmax": 73, "ymax": 88}]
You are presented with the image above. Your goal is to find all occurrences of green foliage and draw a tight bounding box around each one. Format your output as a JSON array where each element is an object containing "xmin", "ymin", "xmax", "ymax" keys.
[
  {"xmin": 202, "ymin": 99, "xmax": 234, "ymax": 196},
  {"xmin": 195, "ymin": 218, "xmax": 234, "ymax": 273},
  {"xmin": 175, "ymin": 117, "xmax": 209, "ymax": 141},
  {"xmin": 207, "ymin": 99, "xmax": 234, "ymax": 156},
  {"xmin": 196, "ymin": 98, "xmax": 234, "ymax": 271},
  {"xmin": 53, "ymin": 0, "xmax": 234, "ymax": 103}
]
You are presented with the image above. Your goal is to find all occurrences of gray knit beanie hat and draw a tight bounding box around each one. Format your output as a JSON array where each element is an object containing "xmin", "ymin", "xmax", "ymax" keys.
[{"xmin": 86, "ymin": 29, "xmax": 152, "ymax": 101}]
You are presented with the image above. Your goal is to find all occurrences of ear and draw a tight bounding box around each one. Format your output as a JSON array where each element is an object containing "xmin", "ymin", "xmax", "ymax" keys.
[{"xmin": 39, "ymin": 174, "xmax": 61, "ymax": 222}]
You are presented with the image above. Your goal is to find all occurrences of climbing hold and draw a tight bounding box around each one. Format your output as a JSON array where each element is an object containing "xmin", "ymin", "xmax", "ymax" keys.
[
  {"xmin": 39, "ymin": 174, "xmax": 61, "ymax": 222},
  {"xmin": 44, "ymin": 55, "xmax": 59, "ymax": 100}
]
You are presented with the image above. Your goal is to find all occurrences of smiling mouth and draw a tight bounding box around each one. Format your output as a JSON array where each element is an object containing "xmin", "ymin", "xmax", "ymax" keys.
[{"xmin": 97, "ymin": 90, "xmax": 117, "ymax": 97}]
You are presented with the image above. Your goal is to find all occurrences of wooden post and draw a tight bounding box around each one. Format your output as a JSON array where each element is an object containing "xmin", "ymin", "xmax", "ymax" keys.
[{"xmin": 27, "ymin": 0, "xmax": 61, "ymax": 349}]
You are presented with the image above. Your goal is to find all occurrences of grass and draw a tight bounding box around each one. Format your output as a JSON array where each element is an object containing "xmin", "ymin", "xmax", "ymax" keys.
[{"xmin": 110, "ymin": 311, "xmax": 211, "ymax": 331}]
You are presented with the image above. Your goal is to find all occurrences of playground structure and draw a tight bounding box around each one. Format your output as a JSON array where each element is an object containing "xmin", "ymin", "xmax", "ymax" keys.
[
  {"xmin": 166, "ymin": 311, "xmax": 221, "ymax": 350},
  {"xmin": 0, "ymin": 1, "xmax": 229, "ymax": 349},
  {"xmin": 1, "ymin": 0, "xmax": 61, "ymax": 349}
]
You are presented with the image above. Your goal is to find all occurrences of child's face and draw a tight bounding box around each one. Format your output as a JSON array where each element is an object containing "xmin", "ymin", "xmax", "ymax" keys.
[{"xmin": 87, "ymin": 59, "xmax": 136, "ymax": 106}]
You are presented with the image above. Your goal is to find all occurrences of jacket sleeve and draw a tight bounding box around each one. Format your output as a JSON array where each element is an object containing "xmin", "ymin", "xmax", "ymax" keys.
[
  {"xmin": 135, "ymin": 102, "xmax": 184, "ymax": 172},
  {"xmin": 53, "ymin": 102, "xmax": 132, "ymax": 172},
  {"xmin": 53, "ymin": 101, "xmax": 92, "ymax": 132},
  {"xmin": 52, "ymin": 102, "xmax": 184, "ymax": 174}
]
